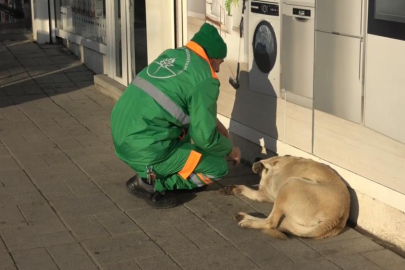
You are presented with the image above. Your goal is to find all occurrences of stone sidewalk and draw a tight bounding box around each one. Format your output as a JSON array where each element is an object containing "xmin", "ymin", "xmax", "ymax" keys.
[{"xmin": 1, "ymin": 39, "xmax": 405, "ymax": 270}]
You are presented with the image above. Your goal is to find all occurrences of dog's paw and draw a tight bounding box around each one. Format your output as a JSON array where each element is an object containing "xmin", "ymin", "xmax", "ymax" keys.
[
  {"xmin": 220, "ymin": 185, "xmax": 241, "ymax": 195},
  {"xmin": 234, "ymin": 212, "xmax": 247, "ymax": 222}
]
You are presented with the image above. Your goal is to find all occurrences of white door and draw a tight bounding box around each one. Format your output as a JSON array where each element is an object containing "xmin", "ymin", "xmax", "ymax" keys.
[
  {"xmin": 107, "ymin": 0, "xmax": 129, "ymax": 86},
  {"xmin": 313, "ymin": 32, "xmax": 363, "ymax": 123},
  {"xmin": 124, "ymin": 0, "xmax": 186, "ymax": 83}
]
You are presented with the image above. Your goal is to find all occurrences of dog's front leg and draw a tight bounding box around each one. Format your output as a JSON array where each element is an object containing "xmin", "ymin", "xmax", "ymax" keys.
[
  {"xmin": 234, "ymin": 212, "xmax": 269, "ymax": 229},
  {"xmin": 221, "ymin": 185, "xmax": 272, "ymax": 203}
]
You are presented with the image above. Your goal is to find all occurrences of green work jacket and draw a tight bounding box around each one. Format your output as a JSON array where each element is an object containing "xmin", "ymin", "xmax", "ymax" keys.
[{"xmin": 111, "ymin": 41, "xmax": 232, "ymax": 168}]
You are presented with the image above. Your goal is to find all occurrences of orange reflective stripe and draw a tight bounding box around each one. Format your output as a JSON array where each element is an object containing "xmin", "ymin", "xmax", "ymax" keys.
[
  {"xmin": 185, "ymin": 41, "xmax": 218, "ymax": 80},
  {"xmin": 197, "ymin": 173, "xmax": 213, "ymax": 185},
  {"xmin": 178, "ymin": 150, "xmax": 202, "ymax": 180}
]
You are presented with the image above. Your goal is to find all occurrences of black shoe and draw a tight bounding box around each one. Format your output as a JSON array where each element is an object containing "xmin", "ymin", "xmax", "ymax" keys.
[{"xmin": 126, "ymin": 175, "xmax": 179, "ymax": 209}]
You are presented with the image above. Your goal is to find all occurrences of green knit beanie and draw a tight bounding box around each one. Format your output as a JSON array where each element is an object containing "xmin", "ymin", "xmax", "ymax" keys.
[{"xmin": 191, "ymin": 23, "xmax": 227, "ymax": 59}]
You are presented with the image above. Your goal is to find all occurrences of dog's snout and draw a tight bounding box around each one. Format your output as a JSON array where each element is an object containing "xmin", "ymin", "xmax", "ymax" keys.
[{"xmin": 252, "ymin": 162, "xmax": 264, "ymax": 174}]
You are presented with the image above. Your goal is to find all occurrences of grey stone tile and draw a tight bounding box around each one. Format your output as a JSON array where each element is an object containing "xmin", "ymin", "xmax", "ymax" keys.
[
  {"xmin": 127, "ymin": 205, "xmax": 203, "ymax": 231},
  {"xmin": 14, "ymin": 50, "xmax": 47, "ymax": 59},
  {"xmin": 0, "ymin": 157, "xmax": 20, "ymax": 171},
  {"xmin": 0, "ymin": 169, "xmax": 38, "ymax": 190},
  {"xmin": 264, "ymin": 259, "xmax": 342, "ymax": 270},
  {"xmin": 47, "ymin": 243, "xmax": 98, "ymax": 270},
  {"xmin": 311, "ymin": 237, "xmax": 385, "ymax": 258},
  {"xmin": 0, "ymin": 191, "xmax": 45, "ymax": 206},
  {"xmin": 52, "ymin": 194, "xmax": 120, "ymax": 218},
  {"xmin": 237, "ymin": 238, "xmax": 293, "ymax": 269},
  {"xmin": 362, "ymin": 249, "xmax": 405, "ymax": 270},
  {"xmin": 74, "ymin": 134, "xmax": 108, "ymax": 148},
  {"xmin": 209, "ymin": 194, "xmax": 261, "ymax": 217},
  {"xmin": 66, "ymin": 71, "xmax": 94, "ymax": 82},
  {"xmin": 74, "ymin": 160, "xmax": 115, "ymax": 178},
  {"xmin": 95, "ymin": 211, "xmax": 141, "ymax": 236},
  {"xmin": 197, "ymin": 215, "xmax": 265, "ymax": 245},
  {"xmin": 97, "ymin": 181, "xmax": 149, "ymax": 210},
  {"xmin": 6, "ymin": 42, "xmax": 40, "ymax": 52},
  {"xmin": 64, "ymin": 178, "xmax": 102, "ymax": 197},
  {"xmin": 14, "ymin": 154, "xmax": 49, "ymax": 172},
  {"xmin": 0, "ymin": 237, "xmax": 7, "ymax": 253},
  {"xmin": 83, "ymin": 232, "xmax": 165, "ymax": 266},
  {"xmin": 49, "ymin": 94, "xmax": 72, "ymax": 103},
  {"xmin": 28, "ymin": 162, "xmax": 85, "ymax": 178},
  {"xmin": 330, "ymin": 253, "xmax": 383, "ymax": 270},
  {"xmin": 24, "ymin": 65, "xmax": 61, "ymax": 77},
  {"xmin": 102, "ymin": 260, "xmax": 142, "ymax": 270},
  {"xmin": 30, "ymin": 170, "xmax": 88, "ymax": 187},
  {"xmin": 0, "ymin": 204, "xmax": 26, "ymax": 228},
  {"xmin": 18, "ymin": 202, "xmax": 59, "ymax": 224},
  {"xmin": 1, "ymin": 220, "xmax": 75, "ymax": 251},
  {"xmin": 267, "ymin": 237, "xmax": 325, "ymax": 263},
  {"xmin": 0, "ymin": 73, "xmax": 31, "ymax": 89},
  {"xmin": 147, "ymin": 227, "xmax": 199, "ymax": 254},
  {"xmin": 0, "ymin": 144, "xmax": 10, "ymax": 157},
  {"xmin": 58, "ymin": 63, "xmax": 88, "ymax": 72},
  {"xmin": 39, "ymin": 152, "xmax": 72, "ymax": 167},
  {"xmin": 65, "ymin": 90, "xmax": 89, "ymax": 100},
  {"xmin": 37, "ymin": 182, "xmax": 76, "ymax": 201},
  {"xmin": 136, "ymin": 255, "xmax": 182, "ymax": 270},
  {"xmin": 177, "ymin": 222, "xmax": 229, "ymax": 249},
  {"xmin": 65, "ymin": 215, "xmax": 110, "ymax": 241},
  {"xmin": 101, "ymin": 158, "xmax": 135, "ymax": 175},
  {"xmin": 0, "ymin": 252, "xmax": 17, "ymax": 270},
  {"xmin": 0, "ymin": 123, "xmax": 39, "ymax": 138},
  {"xmin": 19, "ymin": 58, "xmax": 54, "ymax": 67},
  {"xmin": 0, "ymin": 110, "xmax": 31, "ymax": 122},
  {"xmin": 34, "ymin": 73, "xmax": 71, "ymax": 84},
  {"xmin": 172, "ymin": 244, "xmax": 260, "ymax": 270},
  {"xmin": 12, "ymin": 248, "xmax": 58, "ymax": 270},
  {"xmin": 183, "ymin": 198, "xmax": 233, "ymax": 223}
]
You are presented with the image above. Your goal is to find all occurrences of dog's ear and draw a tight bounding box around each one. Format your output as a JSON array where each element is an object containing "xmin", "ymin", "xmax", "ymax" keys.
[{"xmin": 252, "ymin": 161, "xmax": 265, "ymax": 174}]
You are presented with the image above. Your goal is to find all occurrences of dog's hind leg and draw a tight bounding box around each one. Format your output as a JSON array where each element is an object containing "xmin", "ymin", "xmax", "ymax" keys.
[{"xmin": 222, "ymin": 185, "xmax": 273, "ymax": 202}]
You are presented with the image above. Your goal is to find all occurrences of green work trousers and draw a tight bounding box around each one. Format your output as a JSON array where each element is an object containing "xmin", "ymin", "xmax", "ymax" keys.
[{"xmin": 128, "ymin": 138, "xmax": 228, "ymax": 192}]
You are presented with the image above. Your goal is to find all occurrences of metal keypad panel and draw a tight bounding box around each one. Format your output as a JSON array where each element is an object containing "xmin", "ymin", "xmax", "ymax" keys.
[{"xmin": 251, "ymin": 1, "xmax": 279, "ymax": 16}]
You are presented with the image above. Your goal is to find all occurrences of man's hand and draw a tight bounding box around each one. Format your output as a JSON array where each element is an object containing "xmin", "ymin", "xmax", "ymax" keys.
[
  {"xmin": 217, "ymin": 119, "xmax": 229, "ymax": 138},
  {"xmin": 227, "ymin": 146, "xmax": 241, "ymax": 167}
]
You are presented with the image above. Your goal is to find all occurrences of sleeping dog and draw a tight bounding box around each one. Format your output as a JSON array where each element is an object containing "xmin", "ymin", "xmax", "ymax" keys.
[{"xmin": 222, "ymin": 155, "xmax": 350, "ymax": 239}]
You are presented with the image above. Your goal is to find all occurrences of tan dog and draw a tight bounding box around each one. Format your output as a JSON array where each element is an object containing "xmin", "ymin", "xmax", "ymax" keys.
[{"xmin": 222, "ymin": 155, "xmax": 350, "ymax": 239}]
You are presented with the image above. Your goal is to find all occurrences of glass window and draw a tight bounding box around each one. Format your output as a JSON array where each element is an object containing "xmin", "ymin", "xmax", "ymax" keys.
[{"xmin": 55, "ymin": 0, "xmax": 107, "ymax": 44}]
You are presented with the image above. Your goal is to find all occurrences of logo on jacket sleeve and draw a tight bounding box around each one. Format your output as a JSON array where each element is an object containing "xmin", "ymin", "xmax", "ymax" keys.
[{"xmin": 147, "ymin": 48, "xmax": 191, "ymax": 79}]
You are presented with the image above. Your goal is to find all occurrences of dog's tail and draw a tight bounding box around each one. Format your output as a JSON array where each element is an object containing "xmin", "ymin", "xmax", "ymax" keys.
[{"xmin": 263, "ymin": 228, "xmax": 288, "ymax": 240}]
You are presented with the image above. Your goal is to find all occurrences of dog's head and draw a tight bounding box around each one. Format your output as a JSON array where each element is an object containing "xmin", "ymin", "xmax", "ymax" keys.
[{"xmin": 252, "ymin": 155, "xmax": 294, "ymax": 175}]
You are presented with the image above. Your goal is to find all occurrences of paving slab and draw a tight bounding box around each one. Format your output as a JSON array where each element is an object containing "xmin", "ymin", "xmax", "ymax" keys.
[
  {"xmin": 47, "ymin": 243, "xmax": 98, "ymax": 270},
  {"xmin": 82, "ymin": 232, "xmax": 165, "ymax": 267},
  {"xmin": 12, "ymin": 248, "xmax": 59, "ymax": 270},
  {"xmin": 329, "ymin": 253, "xmax": 384, "ymax": 270},
  {"xmin": 362, "ymin": 249, "xmax": 405, "ymax": 270},
  {"xmin": 0, "ymin": 220, "xmax": 75, "ymax": 251},
  {"xmin": 136, "ymin": 255, "xmax": 182, "ymax": 270},
  {"xmin": 0, "ymin": 252, "xmax": 17, "ymax": 270}
]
